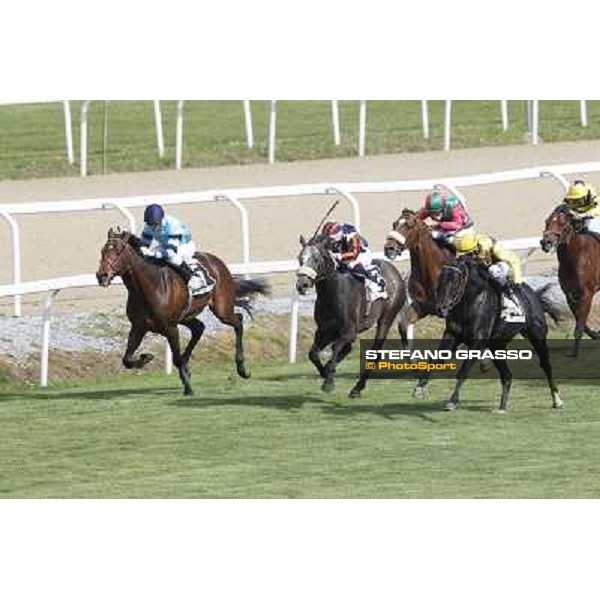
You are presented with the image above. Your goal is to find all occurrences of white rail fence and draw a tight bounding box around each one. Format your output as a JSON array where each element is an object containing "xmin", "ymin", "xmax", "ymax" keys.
[{"xmin": 1, "ymin": 160, "xmax": 599, "ymax": 385}]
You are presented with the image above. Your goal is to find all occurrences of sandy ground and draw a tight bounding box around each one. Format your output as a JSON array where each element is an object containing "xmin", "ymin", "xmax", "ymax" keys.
[{"xmin": 1, "ymin": 140, "xmax": 600, "ymax": 316}]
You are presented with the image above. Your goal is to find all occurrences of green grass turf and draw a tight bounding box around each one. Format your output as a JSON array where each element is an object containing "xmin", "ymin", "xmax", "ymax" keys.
[
  {"xmin": 1, "ymin": 356, "xmax": 599, "ymax": 498},
  {"xmin": 2, "ymin": 100, "xmax": 600, "ymax": 180}
]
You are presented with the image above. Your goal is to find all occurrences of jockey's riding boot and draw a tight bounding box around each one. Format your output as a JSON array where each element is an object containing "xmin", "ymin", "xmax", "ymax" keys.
[{"xmin": 182, "ymin": 261, "xmax": 206, "ymax": 294}]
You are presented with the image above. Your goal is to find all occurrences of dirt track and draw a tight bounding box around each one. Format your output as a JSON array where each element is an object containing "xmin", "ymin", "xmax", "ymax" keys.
[{"xmin": 1, "ymin": 140, "xmax": 600, "ymax": 316}]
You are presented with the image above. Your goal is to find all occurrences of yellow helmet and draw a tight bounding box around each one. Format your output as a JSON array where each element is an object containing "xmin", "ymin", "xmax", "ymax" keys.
[
  {"xmin": 564, "ymin": 180, "xmax": 597, "ymax": 210},
  {"xmin": 455, "ymin": 232, "xmax": 478, "ymax": 255}
]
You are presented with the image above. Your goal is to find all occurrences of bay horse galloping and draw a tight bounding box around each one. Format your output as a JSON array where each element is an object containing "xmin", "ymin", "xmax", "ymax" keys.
[
  {"xmin": 418, "ymin": 256, "xmax": 563, "ymax": 412},
  {"xmin": 96, "ymin": 228, "xmax": 269, "ymax": 395},
  {"xmin": 295, "ymin": 234, "xmax": 409, "ymax": 398},
  {"xmin": 541, "ymin": 205, "xmax": 600, "ymax": 357},
  {"xmin": 383, "ymin": 208, "xmax": 455, "ymax": 322}
]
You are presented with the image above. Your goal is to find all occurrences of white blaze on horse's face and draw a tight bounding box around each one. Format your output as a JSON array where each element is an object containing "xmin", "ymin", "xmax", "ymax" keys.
[{"xmin": 296, "ymin": 245, "xmax": 318, "ymax": 294}]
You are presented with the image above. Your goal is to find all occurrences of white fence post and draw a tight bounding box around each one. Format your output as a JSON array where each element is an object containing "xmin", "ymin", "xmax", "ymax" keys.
[
  {"xmin": 580, "ymin": 100, "xmax": 588, "ymax": 127},
  {"xmin": 243, "ymin": 100, "xmax": 254, "ymax": 149},
  {"xmin": 421, "ymin": 100, "xmax": 429, "ymax": 139},
  {"xmin": 63, "ymin": 100, "xmax": 74, "ymax": 165},
  {"xmin": 101, "ymin": 201, "xmax": 137, "ymax": 233},
  {"xmin": 80, "ymin": 100, "xmax": 90, "ymax": 177},
  {"xmin": 40, "ymin": 290, "xmax": 60, "ymax": 386},
  {"xmin": 326, "ymin": 186, "xmax": 361, "ymax": 230},
  {"xmin": 331, "ymin": 100, "xmax": 341, "ymax": 146},
  {"xmin": 501, "ymin": 100, "xmax": 508, "ymax": 131},
  {"xmin": 268, "ymin": 100, "xmax": 277, "ymax": 164},
  {"xmin": 175, "ymin": 100, "xmax": 184, "ymax": 170},
  {"xmin": 289, "ymin": 292, "xmax": 300, "ymax": 363},
  {"xmin": 358, "ymin": 100, "xmax": 367, "ymax": 157},
  {"xmin": 0, "ymin": 211, "xmax": 23, "ymax": 316},
  {"xmin": 531, "ymin": 100, "xmax": 539, "ymax": 145},
  {"xmin": 444, "ymin": 100, "xmax": 452, "ymax": 151},
  {"xmin": 154, "ymin": 100, "xmax": 165, "ymax": 159}
]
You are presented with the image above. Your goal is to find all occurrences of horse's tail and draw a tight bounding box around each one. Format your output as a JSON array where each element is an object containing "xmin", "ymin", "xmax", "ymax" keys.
[
  {"xmin": 534, "ymin": 282, "xmax": 561, "ymax": 325},
  {"xmin": 233, "ymin": 277, "xmax": 271, "ymax": 318}
]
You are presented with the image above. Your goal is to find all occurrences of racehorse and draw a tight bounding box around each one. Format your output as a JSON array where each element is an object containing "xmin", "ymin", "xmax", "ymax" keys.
[
  {"xmin": 415, "ymin": 256, "xmax": 563, "ymax": 412},
  {"xmin": 295, "ymin": 234, "xmax": 410, "ymax": 398},
  {"xmin": 383, "ymin": 208, "xmax": 455, "ymax": 322},
  {"xmin": 540, "ymin": 205, "xmax": 600, "ymax": 357},
  {"xmin": 96, "ymin": 228, "xmax": 269, "ymax": 395}
]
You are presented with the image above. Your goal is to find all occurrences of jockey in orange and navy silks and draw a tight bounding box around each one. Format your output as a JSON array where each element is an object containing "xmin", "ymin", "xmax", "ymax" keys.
[
  {"xmin": 321, "ymin": 221, "xmax": 385, "ymax": 293},
  {"xmin": 418, "ymin": 189, "xmax": 473, "ymax": 245}
]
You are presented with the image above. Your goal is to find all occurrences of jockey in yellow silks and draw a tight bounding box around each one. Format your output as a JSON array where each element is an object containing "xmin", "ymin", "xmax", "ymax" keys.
[
  {"xmin": 455, "ymin": 232, "xmax": 525, "ymax": 321},
  {"xmin": 561, "ymin": 180, "xmax": 600, "ymax": 235}
]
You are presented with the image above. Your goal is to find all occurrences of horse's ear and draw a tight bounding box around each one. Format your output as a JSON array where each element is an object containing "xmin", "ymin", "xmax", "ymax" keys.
[
  {"xmin": 107, "ymin": 227, "xmax": 115, "ymax": 238},
  {"xmin": 300, "ymin": 234, "xmax": 306, "ymax": 247}
]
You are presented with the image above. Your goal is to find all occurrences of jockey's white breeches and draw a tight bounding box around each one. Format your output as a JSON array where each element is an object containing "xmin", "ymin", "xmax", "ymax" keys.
[
  {"xmin": 583, "ymin": 217, "xmax": 600, "ymax": 235},
  {"xmin": 432, "ymin": 225, "xmax": 475, "ymax": 243},
  {"xmin": 159, "ymin": 241, "xmax": 197, "ymax": 266},
  {"xmin": 488, "ymin": 262, "xmax": 511, "ymax": 286}
]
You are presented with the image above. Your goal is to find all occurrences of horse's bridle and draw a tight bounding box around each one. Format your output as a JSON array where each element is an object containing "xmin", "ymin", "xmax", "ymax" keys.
[
  {"xmin": 101, "ymin": 237, "xmax": 132, "ymax": 277},
  {"xmin": 299, "ymin": 242, "xmax": 336, "ymax": 282}
]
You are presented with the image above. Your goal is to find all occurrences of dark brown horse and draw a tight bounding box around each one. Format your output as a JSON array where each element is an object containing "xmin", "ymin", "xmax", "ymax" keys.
[
  {"xmin": 96, "ymin": 228, "xmax": 269, "ymax": 395},
  {"xmin": 383, "ymin": 208, "xmax": 455, "ymax": 323},
  {"xmin": 541, "ymin": 205, "xmax": 600, "ymax": 357}
]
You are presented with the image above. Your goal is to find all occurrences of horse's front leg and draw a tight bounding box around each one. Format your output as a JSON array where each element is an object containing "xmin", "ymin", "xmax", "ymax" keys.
[
  {"xmin": 122, "ymin": 324, "xmax": 153, "ymax": 369},
  {"xmin": 309, "ymin": 326, "xmax": 335, "ymax": 379},
  {"xmin": 349, "ymin": 315, "xmax": 394, "ymax": 398},
  {"xmin": 164, "ymin": 325, "xmax": 193, "ymax": 396},
  {"xmin": 322, "ymin": 335, "xmax": 355, "ymax": 393},
  {"xmin": 413, "ymin": 331, "xmax": 456, "ymax": 400}
]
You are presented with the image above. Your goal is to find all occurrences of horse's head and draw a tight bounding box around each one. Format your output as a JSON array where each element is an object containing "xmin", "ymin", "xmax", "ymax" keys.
[
  {"xmin": 96, "ymin": 227, "xmax": 135, "ymax": 287},
  {"xmin": 541, "ymin": 205, "xmax": 573, "ymax": 253},
  {"xmin": 295, "ymin": 234, "xmax": 336, "ymax": 295},
  {"xmin": 384, "ymin": 208, "xmax": 424, "ymax": 259},
  {"xmin": 435, "ymin": 258, "xmax": 469, "ymax": 318}
]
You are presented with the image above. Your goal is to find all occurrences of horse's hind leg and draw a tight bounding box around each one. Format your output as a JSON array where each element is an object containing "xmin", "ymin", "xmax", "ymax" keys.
[
  {"xmin": 164, "ymin": 326, "xmax": 193, "ymax": 396},
  {"xmin": 492, "ymin": 359, "xmax": 512, "ymax": 412},
  {"xmin": 181, "ymin": 318, "xmax": 206, "ymax": 366},
  {"xmin": 122, "ymin": 325, "xmax": 153, "ymax": 369}
]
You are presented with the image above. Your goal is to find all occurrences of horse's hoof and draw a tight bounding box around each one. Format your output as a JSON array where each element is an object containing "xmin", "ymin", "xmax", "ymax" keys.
[
  {"xmin": 552, "ymin": 403, "xmax": 565, "ymax": 410},
  {"xmin": 348, "ymin": 388, "xmax": 361, "ymax": 399},
  {"xmin": 445, "ymin": 401, "xmax": 457, "ymax": 412},
  {"xmin": 495, "ymin": 408, "xmax": 507, "ymax": 414},
  {"xmin": 413, "ymin": 387, "xmax": 425, "ymax": 400},
  {"xmin": 139, "ymin": 353, "xmax": 154, "ymax": 366},
  {"xmin": 322, "ymin": 380, "xmax": 335, "ymax": 393},
  {"xmin": 183, "ymin": 388, "xmax": 194, "ymax": 397},
  {"xmin": 238, "ymin": 369, "xmax": 251, "ymax": 379}
]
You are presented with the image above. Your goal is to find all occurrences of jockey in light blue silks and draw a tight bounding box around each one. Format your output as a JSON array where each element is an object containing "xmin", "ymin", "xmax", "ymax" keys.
[{"xmin": 140, "ymin": 204, "xmax": 215, "ymax": 295}]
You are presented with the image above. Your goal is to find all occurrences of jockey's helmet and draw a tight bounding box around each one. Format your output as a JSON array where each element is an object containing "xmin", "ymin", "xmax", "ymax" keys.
[
  {"xmin": 455, "ymin": 232, "xmax": 478, "ymax": 256},
  {"xmin": 564, "ymin": 180, "xmax": 598, "ymax": 211},
  {"xmin": 425, "ymin": 191, "xmax": 444, "ymax": 214},
  {"xmin": 144, "ymin": 204, "xmax": 165, "ymax": 227},
  {"xmin": 322, "ymin": 221, "xmax": 341, "ymax": 237}
]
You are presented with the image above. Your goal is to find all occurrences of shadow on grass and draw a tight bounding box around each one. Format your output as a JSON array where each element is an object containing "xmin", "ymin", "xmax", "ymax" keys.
[
  {"xmin": 171, "ymin": 392, "xmax": 326, "ymax": 411},
  {"xmin": 0, "ymin": 386, "xmax": 178, "ymax": 402}
]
